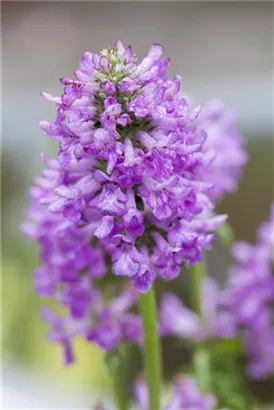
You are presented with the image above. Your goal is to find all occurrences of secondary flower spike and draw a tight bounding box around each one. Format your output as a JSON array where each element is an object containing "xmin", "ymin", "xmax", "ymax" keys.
[{"xmin": 226, "ymin": 204, "xmax": 274, "ymax": 379}]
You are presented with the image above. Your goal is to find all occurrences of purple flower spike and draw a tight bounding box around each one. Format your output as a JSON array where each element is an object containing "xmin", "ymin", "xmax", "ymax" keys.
[
  {"xmin": 226, "ymin": 204, "xmax": 274, "ymax": 379},
  {"xmin": 22, "ymin": 41, "xmax": 238, "ymax": 363},
  {"xmin": 25, "ymin": 41, "xmax": 227, "ymax": 286}
]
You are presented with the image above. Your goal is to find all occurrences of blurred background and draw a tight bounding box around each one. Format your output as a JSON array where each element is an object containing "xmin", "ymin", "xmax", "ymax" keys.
[{"xmin": 2, "ymin": 1, "xmax": 273, "ymax": 408}]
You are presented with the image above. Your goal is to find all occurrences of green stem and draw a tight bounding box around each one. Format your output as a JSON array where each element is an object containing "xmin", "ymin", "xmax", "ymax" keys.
[
  {"xmin": 193, "ymin": 345, "xmax": 211, "ymax": 394},
  {"xmin": 105, "ymin": 349, "xmax": 128, "ymax": 410},
  {"xmin": 217, "ymin": 221, "xmax": 235, "ymax": 247},
  {"xmin": 139, "ymin": 286, "xmax": 162, "ymax": 410},
  {"xmin": 190, "ymin": 259, "xmax": 211, "ymax": 393},
  {"xmin": 191, "ymin": 260, "xmax": 205, "ymax": 316}
]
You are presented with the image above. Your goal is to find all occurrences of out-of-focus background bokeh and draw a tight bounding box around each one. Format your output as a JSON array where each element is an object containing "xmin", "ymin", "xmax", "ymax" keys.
[{"xmin": 2, "ymin": 2, "xmax": 273, "ymax": 408}]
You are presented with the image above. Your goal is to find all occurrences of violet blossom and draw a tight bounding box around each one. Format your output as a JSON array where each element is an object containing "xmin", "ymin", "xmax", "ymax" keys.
[{"xmin": 226, "ymin": 204, "xmax": 274, "ymax": 379}]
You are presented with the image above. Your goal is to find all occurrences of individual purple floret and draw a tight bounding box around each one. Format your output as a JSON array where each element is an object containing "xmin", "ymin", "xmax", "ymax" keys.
[
  {"xmin": 226, "ymin": 204, "xmax": 274, "ymax": 379},
  {"xmin": 198, "ymin": 100, "xmax": 248, "ymax": 201},
  {"xmin": 160, "ymin": 278, "xmax": 235, "ymax": 342},
  {"xmin": 134, "ymin": 375, "xmax": 217, "ymax": 410},
  {"xmin": 22, "ymin": 41, "xmax": 227, "ymax": 361}
]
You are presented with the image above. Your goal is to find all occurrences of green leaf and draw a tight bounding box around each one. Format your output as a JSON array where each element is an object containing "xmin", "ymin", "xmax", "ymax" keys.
[
  {"xmin": 217, "ymin": 222, "xmax": 235, "ymax": 246},
  {"xmin": 210, "ymin": 353, "xmax": 252, "ymax": 410},
  {"xmin": 208, "ymin": 338, "xmax": 243, "ymax": 356},
  {"xmin": 104, "ymin": 349, "xmax": 124, "ymax": 377}
]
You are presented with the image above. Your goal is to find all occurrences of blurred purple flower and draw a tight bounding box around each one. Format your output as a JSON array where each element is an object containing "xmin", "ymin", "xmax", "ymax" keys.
[
  {"xmin": 226, "ymin": 204, "xmax": 274, "ymax": 379},
  {"xmin": 160, "ymin": 278, "xmax": 235, "ymax": 342},
  {"xmin": 198, "ymin": 100, "xmax": 248, "ymax": 201},
  {"xmin": 134, "ymin": 375, "xmax": 217, "ymax": 410}
]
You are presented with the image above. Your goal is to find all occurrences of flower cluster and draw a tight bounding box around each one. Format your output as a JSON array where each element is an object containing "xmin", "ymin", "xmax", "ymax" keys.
[
  {"xmin": 30, "ymin": 41, "xmax": 227, "ymax": 288},
  {"xmin": 22, "ymin": 41, "xmax": 231, "ymax": 361},
  {"xmin": 135, "ymin": 375, "xmax": 217, "ymax": 410},
  {"xmin": 160, "ymin": 277, "xmax": 235, "ymax": 342},
  {"xmin": 226, "ymin": 204, "xmax": 274, "ymax": 379}
]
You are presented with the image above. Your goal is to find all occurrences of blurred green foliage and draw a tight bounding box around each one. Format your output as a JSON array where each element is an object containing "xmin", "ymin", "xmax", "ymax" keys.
[
  {"xmin": 209, "ymin": 341, "xmax": 251, "ymax": 410},
  {"xmin": 2, "ymin": 255, "xmax": 109, "ymax": 391}
]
